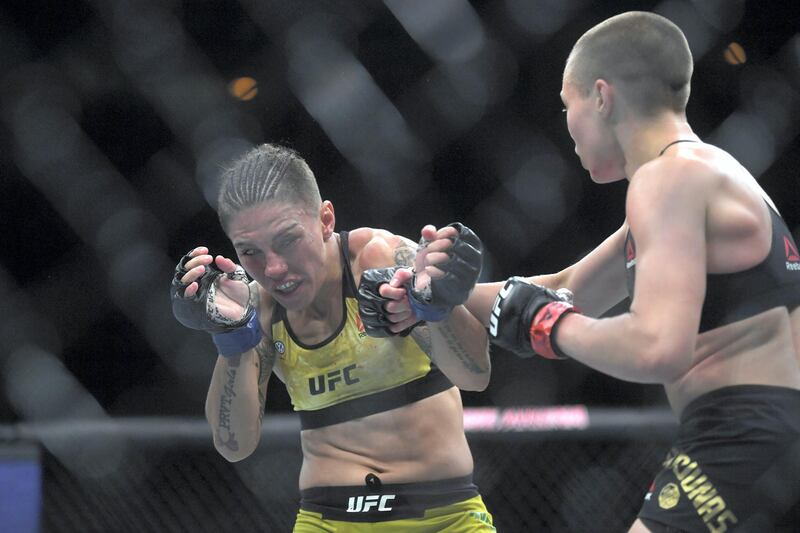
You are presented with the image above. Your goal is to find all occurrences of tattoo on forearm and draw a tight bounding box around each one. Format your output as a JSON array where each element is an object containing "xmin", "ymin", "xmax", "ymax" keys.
[
  {"xmin": 394, "ymin": 244, "xmax": 416, "ymax": 267},
  {"xmin": 257, "ymin": 389, "xmax": 266, "ymax": 423},
  {"xmin": 217, "ymin": 358, "xmax": 240, "ymax": 451},
  {"xmin": 254, "ymin": 338, "xmax": 276, "ymax": 421},
  {"xmin": 255, "ymin": 338, "xmax": 276, "ymax": 385},
  {"xmin": 436, "ymin": 323, "xmax": 487, "ymax": 374},
  {"xmin": 410, "ymin": 325, "xmax": 433, "ymax": 355}
]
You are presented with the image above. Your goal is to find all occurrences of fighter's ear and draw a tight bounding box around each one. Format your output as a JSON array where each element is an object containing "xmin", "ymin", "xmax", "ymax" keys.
[
  {"xmin": 320, "ymin": 200, "xmax": 335, "ymax": 241},
  {"xmin": 594, "ymin": 78, "xmax": 614, "ymax": 119}
]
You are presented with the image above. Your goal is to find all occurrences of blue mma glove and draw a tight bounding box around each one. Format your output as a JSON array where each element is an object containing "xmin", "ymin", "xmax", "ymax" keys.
[
  {"xmin": 357, "ymin": 267, "xmax": 421, "ymax": 337},
  {"xmin": 407, "ymin": 222, "xmax": 483, "ymax": 322},
  {"xmin": 170, "ymin": 251, "xmax": 261, "ymax": 356}
]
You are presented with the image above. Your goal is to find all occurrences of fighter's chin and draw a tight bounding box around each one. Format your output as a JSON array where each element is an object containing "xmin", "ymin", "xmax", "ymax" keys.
[
  {"xmin": 588, "ymin": 171, "xmax": 617, "ymax": 184},
  {"xmin": 587, "ymin": 164, "xmax": 626, "ymax": 183}
]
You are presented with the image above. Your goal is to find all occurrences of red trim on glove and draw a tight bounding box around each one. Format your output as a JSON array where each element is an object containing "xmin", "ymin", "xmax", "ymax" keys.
[{"xmin": 529, "ymin": 301, "xmax": 576, "ymax": 360}]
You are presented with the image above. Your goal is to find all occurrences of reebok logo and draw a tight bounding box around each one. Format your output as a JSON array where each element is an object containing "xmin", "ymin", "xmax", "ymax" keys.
[
  {"xmin": 625, "ymin": 237, "xmax": 636, "ymax": 269},
  {"xmin": 644, "ymin": 480, "xmax": 656, "ymax": 501},
  {"xmin": 785, "ymin": 236, "xmax": 799, "ymax": 260},
  {"xmin": 346, "ymin": 494, "xmax": 396, "ymax": 513},
  {"xmin": 354, "ymin": 314, "xmax": 368, "ymax": 338},
  {"xmin": 785, "ymin": 236, "xmax": 800, "ymax": 270}
]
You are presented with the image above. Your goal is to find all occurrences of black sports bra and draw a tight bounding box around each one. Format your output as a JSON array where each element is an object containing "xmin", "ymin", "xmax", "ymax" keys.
[{"xmin": 625, "ymin": 204, "xmax": 800, "ymax": 333}]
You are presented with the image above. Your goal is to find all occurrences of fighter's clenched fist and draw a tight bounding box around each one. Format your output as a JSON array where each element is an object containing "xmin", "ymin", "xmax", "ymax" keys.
[{"xmin": 170, "ymin": 246, "xmax": 261, "ymax": 356}]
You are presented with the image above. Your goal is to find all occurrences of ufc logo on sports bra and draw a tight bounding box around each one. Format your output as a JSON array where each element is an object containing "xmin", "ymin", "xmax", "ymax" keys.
[
  {"xmin": 346, "ymin": 494, "xmax": 396, "ymax": 513},
  {"xmin": 308, "ymin": 363, "xmax": 360, "ymax": 395}
]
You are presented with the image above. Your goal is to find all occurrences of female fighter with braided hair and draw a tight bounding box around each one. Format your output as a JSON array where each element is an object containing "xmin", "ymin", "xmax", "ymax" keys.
[
  {"xmin": 417, "ymin": 11, "xmax": 800, "ymax": 533},
  {"xmin": 169, "ymin": 143, "xmax": 495, "ymax": 532}
]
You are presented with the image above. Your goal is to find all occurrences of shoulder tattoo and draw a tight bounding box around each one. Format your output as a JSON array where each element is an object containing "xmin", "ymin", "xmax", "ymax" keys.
[{"xmin": 394, "ymin": 242, "xmax": 416, "ymax": 267}]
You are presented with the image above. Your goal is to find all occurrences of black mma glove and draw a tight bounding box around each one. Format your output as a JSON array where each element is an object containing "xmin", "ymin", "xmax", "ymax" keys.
[
  {"xmin": 489, "ymin": 276, "xmax": 578, "ymax": 359},
  {"xmin": 357, "ymin": 267, "xmax": 421, "ymax": 337},
  {"xmin": 170, "ymin": 250, "xmax": 261, "ymax": 356},
  {"xmin": 407, "ymin": 222, "xmax": 483, "ymax": 322}
]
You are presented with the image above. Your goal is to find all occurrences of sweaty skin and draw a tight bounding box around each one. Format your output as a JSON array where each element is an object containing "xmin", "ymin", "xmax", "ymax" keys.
[
  {"xmin": 465, "ymin": 140, "xmax": 800, "ymax": 415},
  {"xmin": 438, "ymin": 12, "xmax": 800, "ymax": 533},
  {"xmin": 189, "ymin": 201, "xmax": 489, "ymax": 491}
]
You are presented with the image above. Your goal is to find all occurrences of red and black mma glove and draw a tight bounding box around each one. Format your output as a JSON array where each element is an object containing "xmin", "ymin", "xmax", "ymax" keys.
[
  {"xmin": 406, "ymin": 222, "xmax": 483, "ymax": 322},
  {"xmin": 170, "ymin": 250, "xmax": 262, "ymax": 356},
  {"xmin": 489, "ymin": 277, "xmax": 579, "ymax": 360},
  {"xmin": 357, "ymin": 267, "xmax": 421, "ymax": 337}
]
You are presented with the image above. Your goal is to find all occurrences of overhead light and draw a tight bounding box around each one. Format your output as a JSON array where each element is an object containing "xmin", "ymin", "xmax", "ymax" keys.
[{"xmin": 228, "ymin": 77, "xmax": 258, "ymax": 101}]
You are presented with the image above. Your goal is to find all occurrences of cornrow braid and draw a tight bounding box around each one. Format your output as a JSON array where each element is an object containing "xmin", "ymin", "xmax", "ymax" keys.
[{"xmin": 216, "ymin": 143, "xmax": 322, "ymax": 230}]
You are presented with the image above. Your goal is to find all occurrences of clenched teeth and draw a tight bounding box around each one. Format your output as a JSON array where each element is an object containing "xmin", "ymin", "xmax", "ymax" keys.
[{"xmin": 276, "ymin": 281, "xmax": 298, "ymax": 292}]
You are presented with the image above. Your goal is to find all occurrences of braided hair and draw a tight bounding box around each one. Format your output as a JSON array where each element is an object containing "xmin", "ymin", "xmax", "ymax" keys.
[{"xmin": 216, "ymin": 143, "xmax": 322, "ymax": 231}]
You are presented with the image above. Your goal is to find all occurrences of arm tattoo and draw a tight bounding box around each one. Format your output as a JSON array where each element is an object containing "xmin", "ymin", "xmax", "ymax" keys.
[
  {"xmin": 410, "ymin": 325, "xmax": 433, "ymax": 355},
  {"xmin": 255, "ymin": 337, "xmax": 276, "ymax": 385},
  {"xmin": 415, "ymin": 323, "xmax": 487, "ymax": 375},
  {"xmin": 253, "ymin": 288, "xmax": 271, "ymax": 388},
  {"xmin": 216, "ymin": 356, "xmax": 240, "ymax": 452},
  {"xmin": 254, "ymin": 337, "xmax": 276, "ymax": 421},
  {"xmin": 393, "ymin": 243, "xmax": 416, "ymax": 267},
  {"xmin": 438, "ymin": 322, "xmax": 487, "ymax": 374}
]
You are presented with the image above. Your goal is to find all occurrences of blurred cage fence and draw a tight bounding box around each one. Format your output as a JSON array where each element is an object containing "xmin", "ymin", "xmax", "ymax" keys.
[
  {"xmin": 1, "ymin": 405, "xmax": 678, "ymax": 533},
  {"xmin": 2, "ymin": 1, "xmax": 799, "ymax": 532}
]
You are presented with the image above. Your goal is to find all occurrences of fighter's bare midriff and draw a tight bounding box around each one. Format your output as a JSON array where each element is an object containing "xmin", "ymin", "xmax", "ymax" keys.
[
  {"xmin": 297, "ymin": 387, "xmax": 474, "ymax": 490},
  {"xmin": 665, "ymin": 306, "xmax": 800, "ymax": 415}
]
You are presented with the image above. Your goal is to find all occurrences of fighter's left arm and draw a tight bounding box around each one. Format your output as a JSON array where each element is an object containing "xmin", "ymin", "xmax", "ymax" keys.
[
  {"xmin": 549, "ymin": 159, "xmax": 709, "ymax": 383},
  {"xmin": 355, "ymin": 227, "xmax": 490, "ymax": 391},
  {"xmin": 409, "ymin": 306, "xmax": 491, "ymax": 391}
]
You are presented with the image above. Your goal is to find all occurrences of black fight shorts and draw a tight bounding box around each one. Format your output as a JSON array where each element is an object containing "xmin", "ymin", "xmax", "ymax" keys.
[{"xmin": 638, "ymin": 385, "xmax": 800, "ymax": 533}]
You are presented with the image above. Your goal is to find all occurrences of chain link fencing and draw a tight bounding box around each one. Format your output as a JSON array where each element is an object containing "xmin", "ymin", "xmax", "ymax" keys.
[{"xmin": 3, "ymin": 407, "xmax": 677, "ymax": 532}]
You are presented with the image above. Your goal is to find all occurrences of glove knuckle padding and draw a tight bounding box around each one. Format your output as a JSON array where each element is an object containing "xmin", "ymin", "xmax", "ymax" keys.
[
  {"xmin": 428, "ymin": 222, "xmax": 483, "ymax": 307},
  {"xmin": 170, "ymin": 252, "xmax": 255, "ymax": 333},
  {"xmin": 494, "ymin": 279, "xmax": 534, "ymax": 344},
  {"xmin": 356, "ymin": 267, "xmax": 397, "ymax": 337},
  {"xmin": 490, "ymin": 277, "xmax": 574, "ymax": 359}
]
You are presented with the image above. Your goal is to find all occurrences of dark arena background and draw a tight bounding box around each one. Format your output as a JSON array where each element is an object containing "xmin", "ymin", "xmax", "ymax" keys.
[{"xmin": 1, "ymin": 1, "xmax": 799, "ymax": 532}]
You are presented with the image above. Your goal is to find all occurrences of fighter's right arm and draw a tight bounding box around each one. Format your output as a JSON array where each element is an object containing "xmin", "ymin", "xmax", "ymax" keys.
[
  {"xmin": 204, "ymin": 330, "xmax": 276, "ymax": 462},
  {"xmin": 170, "ymin": 247, "xmax": 274, "ymax": 461},
  {"xmin": 465, "ymin": 223, "xmax": 630, "ymax": 326}
]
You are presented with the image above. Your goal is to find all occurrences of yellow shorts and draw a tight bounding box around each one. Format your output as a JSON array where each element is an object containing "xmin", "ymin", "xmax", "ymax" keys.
[
  {"xmin": 293, "ymin": 494, "xmax": 495, "ymax": 532},
  {"xmin": 293, "ymin": 475, "xmax": 495, "ymax": 532}
]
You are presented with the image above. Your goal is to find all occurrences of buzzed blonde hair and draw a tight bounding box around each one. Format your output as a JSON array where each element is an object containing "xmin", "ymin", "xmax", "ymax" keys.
[{"xmin": 564, "ymin": 11, "xmax": 693, "ymax": 115}]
